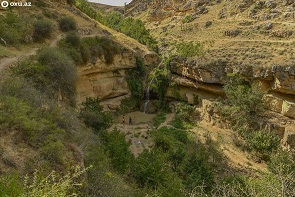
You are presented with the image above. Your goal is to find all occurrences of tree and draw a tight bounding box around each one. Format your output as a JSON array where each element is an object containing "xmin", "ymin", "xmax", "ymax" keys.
[
  {"xmin": 103, "ymin": 129, "xmax": 134, "ymax": 173},
  {"xmin": 79, "ymin": 97, "xmax": 112, "ymax": 133}
]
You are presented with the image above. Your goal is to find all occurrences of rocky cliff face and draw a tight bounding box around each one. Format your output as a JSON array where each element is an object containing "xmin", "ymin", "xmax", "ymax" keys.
[
  {"xmin": 77, "ymin": 51, "xmax": 159, "ymax": 110},
  {"xmin": 170, "ymin": 57, "xmax": 295, "ymax": 118},
  {"xmin": 168, "ymin": 57, "xmax": 295, "ymax": 148}
]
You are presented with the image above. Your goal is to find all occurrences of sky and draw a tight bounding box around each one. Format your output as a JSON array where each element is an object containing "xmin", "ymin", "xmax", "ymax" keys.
[{"xmin": 88, "ymin": 0, "xmax": 133, "ymax": 6}]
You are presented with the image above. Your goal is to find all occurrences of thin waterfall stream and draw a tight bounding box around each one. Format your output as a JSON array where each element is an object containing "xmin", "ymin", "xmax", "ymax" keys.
[{"xmin": 144, "ymin": 77, "xmax": 155, "ymax": 113}]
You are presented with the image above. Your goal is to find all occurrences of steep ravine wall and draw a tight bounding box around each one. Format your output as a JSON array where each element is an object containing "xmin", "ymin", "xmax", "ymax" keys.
[{"xmin": 169, "ymin": 57, "xmax": 295, "ymax": 148}]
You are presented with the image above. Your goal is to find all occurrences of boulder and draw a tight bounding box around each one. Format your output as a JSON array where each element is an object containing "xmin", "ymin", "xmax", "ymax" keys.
[
  {"xmin": 263, "ymin": 94, "xmax": 283, "ymax": 113},
  {"xmin": 282, "ymin": 100, "xmax": 295, "ymax": 118},
  {"xmin": 283, "ymin": 126, "xmax": 295, "ymax": 148}
]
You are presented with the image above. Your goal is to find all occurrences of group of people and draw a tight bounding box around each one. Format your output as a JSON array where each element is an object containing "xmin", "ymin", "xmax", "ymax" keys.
[{"xmin": 122, "ymin": 115, "xmax": 134, "ymax": 125}]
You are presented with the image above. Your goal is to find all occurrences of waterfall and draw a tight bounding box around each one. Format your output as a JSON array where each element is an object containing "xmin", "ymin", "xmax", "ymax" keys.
[{"xmin": 144, "ymin": 77, "xmax": 155, "ymax": 113}]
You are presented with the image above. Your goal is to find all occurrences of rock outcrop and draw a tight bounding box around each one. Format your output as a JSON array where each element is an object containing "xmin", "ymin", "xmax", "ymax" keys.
[
  {"xmin": 77, "ymin": 50, "xmax": 159, "ymax": 110},
  {"xmin": 169, "ymin": 57, "xmax": 295, "ymax": 119}
]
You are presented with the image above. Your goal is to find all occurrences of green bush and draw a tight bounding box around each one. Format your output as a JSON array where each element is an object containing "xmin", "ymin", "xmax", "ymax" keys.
[
  {"xmin": 268, "ymin": 149, "xmax": 295, "ymax": 175},
  {"xmin": 64, "ymin": 31, "xmax": 80, "ymax": 47},
  {"xmin": 176, "ymin": 41, "xmax": 205, "ymax": 58},
  {"xmin": 41, "ymin": 140, "xmax": 65, "ymax": 164},
  {"xmin": 0, "ymin": 12, "xmax": 33, "ymax": 45},
  {"xmin": 246, "ymin": 130, "xmax": 280, "ymax": 160},
  {"xmin": 33, "ymin": 19, "xmax": 53, "ymax": 41},
  {"xmin": 23, "ymin": 166, "xmax": 88, "ymax": 197},
  {"xmin": 83, "ymin": 142, "xmax": 137, "ymax": 197},
  {"xmin": 81, "ymin": 36, "xmax": 121, "ymax": 64},
  {"xmin": 67, "ymin": 0, "xmax": 76, "ymax": 6},
  {"xmin": 37, "ymin": 47, "xmax": 77, "ymax": 104},
  {"xmin": 172, "ymin": 103, "xmax": 195, "ymax": 129},
  {"xmin": 59, "ymin": 17, "xmax": 77, "ymax": 32}
]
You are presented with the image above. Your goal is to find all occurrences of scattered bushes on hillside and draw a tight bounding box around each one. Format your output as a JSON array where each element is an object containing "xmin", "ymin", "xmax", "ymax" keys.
[
  {"xmin": 33, "ymin": 19, "xmax": 53, "ymax": 42},
  {"xmin": 59, "ymin": 35, "xmax": 121, "ymax": 65},
  {"xmin": 108, "ymin": 13, "xmax": 158, "ymax": 52},
  {"xmin": 58, "ymin": 17, "xmax": 77, "ymax": 32},
  {"xmin": 14, "ymin": 47, "xmax": 77, "ymax": 105}
]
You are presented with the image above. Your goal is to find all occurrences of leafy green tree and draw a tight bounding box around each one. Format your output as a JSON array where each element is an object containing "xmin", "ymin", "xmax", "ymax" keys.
[
  {"xmin": 221, "ymin": 74, "xmax": 265, "ymax": 129},
  {"xmin": 104, "ymin": 11, "xmax": 124, "ymax": 31},
  {"xmin": 79, "ymin": 97, "xmax": 112, "ymax": 133},
  {"xmin": 126, "ymin": 58, "xmax": 145, "ymax": 106},
  {"xmin": 131, "ymin": 149, "xmax": 185, "ymax": 197},
  {"xmin": 248, "ymin": 130, "xmax": 280, "ymax": 160},
  {"xmin": 103, "ymin": 129, "xmax": 134, "ymax": 173},
  {"xmin": 184, "ymin": 148, "xmax": 214, "ymax": 192}
]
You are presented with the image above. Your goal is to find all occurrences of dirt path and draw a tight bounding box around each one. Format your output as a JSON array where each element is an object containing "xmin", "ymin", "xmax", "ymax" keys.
[{"xmin": 0, "ymin": 34, "xmax": 65, "ymax": 72}]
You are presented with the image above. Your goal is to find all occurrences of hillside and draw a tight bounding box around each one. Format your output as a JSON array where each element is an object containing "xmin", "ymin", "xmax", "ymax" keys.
[
  {"xmin": 0, "ymin": 0, "xmax": 295, "ymax": 196},
  {"xmin": 127, "ymin": 0, "xmax": 295, "ymax": 67}
]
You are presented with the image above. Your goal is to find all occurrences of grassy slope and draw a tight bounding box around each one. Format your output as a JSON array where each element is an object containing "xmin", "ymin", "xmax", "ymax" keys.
[{"xmin": 131, "ymin": 0, "xmax": 295, "ymax": 67}]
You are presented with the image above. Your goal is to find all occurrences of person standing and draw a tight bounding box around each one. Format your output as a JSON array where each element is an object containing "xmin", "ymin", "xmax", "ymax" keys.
[{"xmin": 129, "ymin": 116, "xmax": 132, "ymax": 125}]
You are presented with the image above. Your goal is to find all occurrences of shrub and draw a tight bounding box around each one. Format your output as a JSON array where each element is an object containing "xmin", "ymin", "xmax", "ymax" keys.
[
  {"xmin": 81, "ymin": 36, "xmax": 121, "ymax": 64},
  {"xmin": 176, "ymin": 41, "xmax": 205, "ymax": 58},
  {"xmin": 64, "ymin": 31, "xmax": 80, "ymax": 47},
  {"xmin": 23, "ymin": 166, "xmax": 88, "ymax": 197},
  {"xmin": 59, "ymin": 17, "xmax": 77, "ymax": 32},
  {"xmin": 268, "ymin": 149, "xmax": 295, "ymax": 175},
  {"xmin": 37, "ymin": 47, "xmax": 77, "ymax": 104},
  {"xmin": 0, "ymin": 12, "xmax": 33, "ymax": 45},
  {"xmin": 33, "ymin": 19, "xmax": 53, "ymax": 41},
  {"xmin": 67, "ymin": 0, "xmax": 76, "ymax": 6}
]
